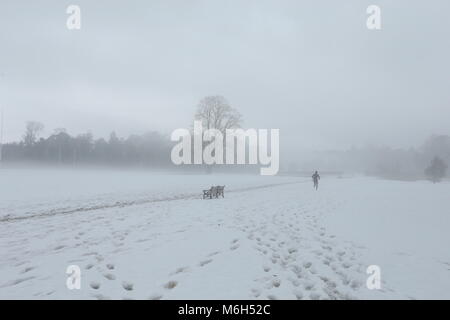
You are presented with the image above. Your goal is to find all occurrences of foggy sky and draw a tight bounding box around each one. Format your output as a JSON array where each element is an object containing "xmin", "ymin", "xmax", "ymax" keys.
[{"xmin": 1, "ymin": 0, "xmax": 449, "ymax": 151}]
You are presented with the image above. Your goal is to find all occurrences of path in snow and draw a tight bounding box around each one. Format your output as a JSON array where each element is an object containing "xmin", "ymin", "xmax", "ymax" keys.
[{"xmin": 0, "ymin": 181, "xmax": 302, "ymax": 223}]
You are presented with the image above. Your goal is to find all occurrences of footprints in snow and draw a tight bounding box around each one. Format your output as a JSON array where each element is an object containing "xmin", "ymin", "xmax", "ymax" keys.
[
  {"xmin": 171, "ymin": 266, "xmax": 190, "ymax": 275},
  {"xmin": 164, "ymin": 281, "xmax": 178, "ymax": 289},
  {"xmin": 104, "ymin": 273, "xmax": 116, "ymax": 280},
  {"xmin": 122, "ymin": 281, "xmax": 134, "ymax": 291},
  {"xmin": 230, "ymin": 238, "xmax": 240, "ymax": 251},
  {"xmin": 85, "ymin": 262, "xmax": 137, "ymax": 299},
  {"xmin": 152, "ymin": 238, "xmax": 243, "ymax": 300},
  {"xmin": 243, "ymin": 201, "xmax": 364, "ymax": 300},
  {"xmin": 199, "ymin": 259, "xmax": 213, "ymax": 267},
  {"xmin": 90, "ymin": 282, "xmax": 101, "ymax": 290}
]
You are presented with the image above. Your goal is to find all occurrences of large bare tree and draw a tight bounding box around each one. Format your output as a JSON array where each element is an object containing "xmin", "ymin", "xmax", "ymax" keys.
[
  {"xmin": 194, "ymin": 96, "xmax": 242, "ymax": 173},
  {"xmin": 194, "ymin": 95, "xmax": 242, "ymax": 133},
  {"xmin": 23, "ymin": 121, "xmax": 44, "ymax": 146}
]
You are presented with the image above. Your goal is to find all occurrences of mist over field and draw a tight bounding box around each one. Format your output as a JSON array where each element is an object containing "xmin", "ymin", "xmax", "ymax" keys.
[{"xmin": 1, "ymin": 0, "xmax": 449, "ymax": 301}]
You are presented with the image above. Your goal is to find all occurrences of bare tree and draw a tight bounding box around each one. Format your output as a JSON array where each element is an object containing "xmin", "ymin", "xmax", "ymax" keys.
[
  {"xmin": 194, "ymin": 96, "xmax": 242, "ymax": 173},
  {"xmin": 23, "ymin": 121, "xmax": 44, "ymax": 146},
  {"xmin": 194, "ymin": 95, "xmax": 242, "ymax": 133}
]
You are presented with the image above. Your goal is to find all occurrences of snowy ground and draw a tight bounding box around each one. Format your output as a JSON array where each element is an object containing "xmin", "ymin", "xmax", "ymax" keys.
[{"xmin": 0, "ymin": 169, "xmax": 449, "ymax": 299}]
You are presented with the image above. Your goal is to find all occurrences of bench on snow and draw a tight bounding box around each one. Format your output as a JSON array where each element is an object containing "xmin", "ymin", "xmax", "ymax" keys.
[{"xmin": 203, "ymin": 186, "xmax": 225, "ymax": 199}]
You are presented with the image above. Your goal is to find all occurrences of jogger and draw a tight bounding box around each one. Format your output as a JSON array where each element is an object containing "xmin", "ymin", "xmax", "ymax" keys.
[{"xmin": 312, "ymin": 171, "xmax": 320, "ymax": 190}]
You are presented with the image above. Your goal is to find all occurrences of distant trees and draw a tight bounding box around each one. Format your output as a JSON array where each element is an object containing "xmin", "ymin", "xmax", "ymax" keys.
[
  {"xmin": 425, "ymin": 156, "xmax": 447, "ymax": 183},
  {"xmin": 422, "ymin": 136, "xmax": 449, "ymax": 183},
  {"xmin": 287, "ymin": 135, "xmax": 450, "ymax": 181},
  {"xmin": 421, "ymin": 135, "xmax": 450, "ymax": 163},
  {"xmin": 1, "ymin": 122, "xmax": 173, "ymax": 167}
]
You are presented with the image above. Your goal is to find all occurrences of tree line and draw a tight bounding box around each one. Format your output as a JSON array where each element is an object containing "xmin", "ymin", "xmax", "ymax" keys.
[
  {"xmin": 295, "ymin": 134, "xmax": 449, "ymax": 183},
  {"xmin": 1, "ymin": 121, "xmax": 173, "ymax": 167},
  {"xmin": 0, "ymin": 93, "xmax": 448, "ymax": 182},
  {"xmin": 1, "ymin": 95, "xmax": 244, "ymax": 169}
]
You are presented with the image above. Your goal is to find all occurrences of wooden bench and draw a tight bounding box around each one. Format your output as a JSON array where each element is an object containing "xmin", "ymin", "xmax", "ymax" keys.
[
  {"xmin": 216, "ymin": 185, "xmax": 225, "ymax": 198},
  {"xmin": 203, "ymin": 187, "xmax": 213, "ymax": 199},
  {"xmin": 202, "ymin": 185, "xmax": 225, "ymax": 199}
]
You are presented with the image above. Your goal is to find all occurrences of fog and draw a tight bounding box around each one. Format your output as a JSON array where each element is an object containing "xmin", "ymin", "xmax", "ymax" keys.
[
  {"xmin": 1, "ymin": 0, "xmax": 450, "ymax": 176},
  {"xmin": 3, "ymin": 1, "xmax": 450, "ymax": 301}
]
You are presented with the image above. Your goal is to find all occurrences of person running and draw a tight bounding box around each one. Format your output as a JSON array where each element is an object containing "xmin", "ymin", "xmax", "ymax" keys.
[{"xmin": 312, "ymin": 171, "xmax": 320, "ymax": 190}]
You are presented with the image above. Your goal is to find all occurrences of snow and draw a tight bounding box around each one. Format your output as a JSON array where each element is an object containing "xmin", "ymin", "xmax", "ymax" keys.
[
  {"xmin": 0, "ymin": 169, "xmax": 449, "ymax": 299},
  {"xmin": 323, "ymin": 177, "xmax": 450, "ymax": 299}
]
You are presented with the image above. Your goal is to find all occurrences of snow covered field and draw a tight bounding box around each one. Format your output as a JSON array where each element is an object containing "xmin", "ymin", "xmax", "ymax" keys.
[{"xmin": 0, "ymin": 169, "xmax": 449, "ymax": 299}]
